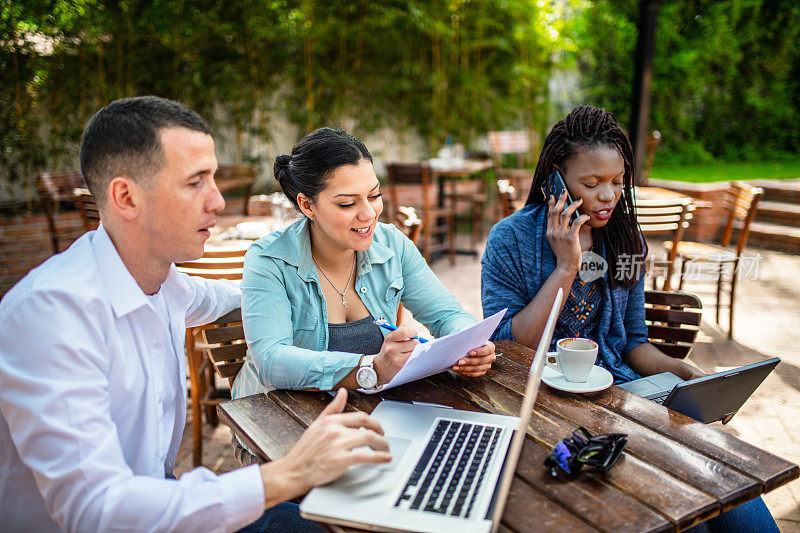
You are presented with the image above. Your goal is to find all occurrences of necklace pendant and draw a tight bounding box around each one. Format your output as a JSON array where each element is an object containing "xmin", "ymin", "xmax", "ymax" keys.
[{"xmin": 342, "ymin": 295, "xmax": 347, "ymax": 307}]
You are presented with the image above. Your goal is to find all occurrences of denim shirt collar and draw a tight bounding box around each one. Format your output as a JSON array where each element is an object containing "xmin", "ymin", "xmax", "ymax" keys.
[{"xmin": 258, "ymin": 216, "xmax": 396, "ymax": 281}]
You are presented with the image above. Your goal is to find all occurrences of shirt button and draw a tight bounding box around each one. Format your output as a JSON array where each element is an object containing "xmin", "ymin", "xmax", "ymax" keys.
[
  {"xmin": 361, "ymin": 264, "xmax": 367, "ymax": 269},
  {"xmin": 360, "ymin": 287, "xmax": 367, "ymax": 293}
]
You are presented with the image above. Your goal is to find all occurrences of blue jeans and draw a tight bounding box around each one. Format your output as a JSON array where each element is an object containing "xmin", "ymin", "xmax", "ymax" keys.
[
  {"xmin": 236, "ymin": 502, "xmax": 325, "ymax": 533},
  {"xmin": 234, "ymin": 496, "xmax": 776, "ymax": 533},
  {"xmin": 687, "ymin": 497, "xmax": 778, "ymax": 533}
]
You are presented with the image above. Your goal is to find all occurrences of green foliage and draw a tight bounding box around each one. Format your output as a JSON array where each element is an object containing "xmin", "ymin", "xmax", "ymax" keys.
[
  {"xmin": 650, "ymin": 156, "xmax": 800, "ymax": 183},
  {"xmin": 1, "ymin": 0, "xmax": 572, "ymax": 197},
  {"xmin": 10, "ymin": 0, "xmax": 796, "ymax": 197},
  {"xmin": 574, "ymin": 0, "xmax": 800, "ymax": 164}
]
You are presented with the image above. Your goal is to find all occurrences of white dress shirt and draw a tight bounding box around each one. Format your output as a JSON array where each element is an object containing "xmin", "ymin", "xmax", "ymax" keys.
[{"xmin": 0, "ymin": 226, "xmax": 264, "ymax": 532}]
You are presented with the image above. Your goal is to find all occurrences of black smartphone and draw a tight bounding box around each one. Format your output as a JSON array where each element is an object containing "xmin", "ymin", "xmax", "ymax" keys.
[{"xmin": 542, "ymin": 169, "xmax": 580, "ymax": 224}]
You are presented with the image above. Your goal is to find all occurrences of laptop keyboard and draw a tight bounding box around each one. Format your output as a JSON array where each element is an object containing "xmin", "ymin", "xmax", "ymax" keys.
[
  {"xmin": 394, "ymin": 419, "xmax": 503, "ymax": 518},
  {"xmin": 651, "ymin": 393, "xmax": 669, "ymax": 404}
]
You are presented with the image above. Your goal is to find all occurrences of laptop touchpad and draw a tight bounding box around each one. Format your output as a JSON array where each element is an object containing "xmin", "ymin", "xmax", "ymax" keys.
[
  {"xmin": 376, "ymin": 436, "xmax": 412, "ymax": 472},
  {"xmin": 620, "ymin": 377, "xmax": 663, "ymax": 396},
  {"xmin": 348, "ymin": 436, "xmax": 413, "ymax": 474}
]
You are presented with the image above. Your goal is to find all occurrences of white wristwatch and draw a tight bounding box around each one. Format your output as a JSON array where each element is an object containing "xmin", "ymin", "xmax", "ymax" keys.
[{"xmin": 356, "ymin": 354, "xmax": 380, "ymax": 390}]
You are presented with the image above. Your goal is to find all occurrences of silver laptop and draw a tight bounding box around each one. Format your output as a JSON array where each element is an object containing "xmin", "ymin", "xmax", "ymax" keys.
[
  {"xmin": 300, "ymin": 288, "xmax": 564, "ymax": 533},
  {"xmin": 617, "ymin": 357, "xmax": 779, "ymax": 424}
]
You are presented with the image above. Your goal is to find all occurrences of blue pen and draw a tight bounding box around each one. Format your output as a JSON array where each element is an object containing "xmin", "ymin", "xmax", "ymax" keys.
[{"xmin": 373, "ymin": 318, "xmax": 429, "ymax": 343}]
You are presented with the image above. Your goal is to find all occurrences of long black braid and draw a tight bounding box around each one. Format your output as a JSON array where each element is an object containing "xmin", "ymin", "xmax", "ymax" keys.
[{"xmin": 525, "ymin": 105, "xmax": 644, "ymax": 288}]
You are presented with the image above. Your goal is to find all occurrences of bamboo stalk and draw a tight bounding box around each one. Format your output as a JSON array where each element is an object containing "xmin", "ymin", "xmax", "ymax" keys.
[
  {"xmin": 12, "ymin": 30, "xmax": 22, "ymax": 128},
  {"xmin": 97, "ymin": 41, "xmax": 106, "ymax": 104}
]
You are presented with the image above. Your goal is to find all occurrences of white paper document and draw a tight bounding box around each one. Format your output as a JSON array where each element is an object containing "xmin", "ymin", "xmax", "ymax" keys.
[{"xmin": 360, "ymin": 309, "xmax": 507, "ymax": 394}]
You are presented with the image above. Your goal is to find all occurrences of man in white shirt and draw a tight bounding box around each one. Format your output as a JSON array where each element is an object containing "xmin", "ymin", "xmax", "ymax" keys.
[{"xmin": 0, "ymin": 96, "xmax": 391, "ymax": 532}]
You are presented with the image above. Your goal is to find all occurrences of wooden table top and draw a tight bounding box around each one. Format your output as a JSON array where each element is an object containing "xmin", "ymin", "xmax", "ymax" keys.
[
  {"xmin": 428, "ymin": 158, "xmax": 494, "ymax": 177},
  {"xmin": 205, "ymin": 214, "xmax": 304, "ymax": 250},
  {"xmin": 635, "ymin": 186, "xmax": 713, "ymax": 209},
  {"xmin": 218, "ymin": 340, "xmax": 798, "ymax": 532}
]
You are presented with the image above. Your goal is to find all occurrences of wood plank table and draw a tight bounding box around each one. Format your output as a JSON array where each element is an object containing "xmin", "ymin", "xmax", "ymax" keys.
[
  {"xmin": 218, "ymin": 340, "xmax": 798, "ymax": 532},
  {"xmin": 636, "ymin": 186, "xmax": 713, "ymax": 209}
]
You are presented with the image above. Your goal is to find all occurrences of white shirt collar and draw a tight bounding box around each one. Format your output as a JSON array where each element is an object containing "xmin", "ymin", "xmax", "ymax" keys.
[{"xmin": 91, "ymin": 224, "xmax": 191, "ymax": 318}]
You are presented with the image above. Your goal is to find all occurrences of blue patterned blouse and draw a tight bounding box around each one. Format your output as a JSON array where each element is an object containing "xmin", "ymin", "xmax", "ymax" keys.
[{"xmin": 481, "ymin": 203, "xmax": 648, "ymax": 383}]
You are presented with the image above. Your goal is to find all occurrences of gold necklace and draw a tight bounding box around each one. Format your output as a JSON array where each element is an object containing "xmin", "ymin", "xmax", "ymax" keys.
[{"xmin": 312, "ymin": 252, "xmax": 357, "ymax": 307}]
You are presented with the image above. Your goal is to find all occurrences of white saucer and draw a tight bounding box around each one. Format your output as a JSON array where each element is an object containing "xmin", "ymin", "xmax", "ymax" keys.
[{"xmin": 542, "ymin": 365, "xmax": 613, "ymax": 393}]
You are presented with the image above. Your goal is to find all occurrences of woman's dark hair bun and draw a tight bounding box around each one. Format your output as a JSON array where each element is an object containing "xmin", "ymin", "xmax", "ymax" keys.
[{"xmin": 273, "ymin": 154, "xmax": 292, "ymax": 187}]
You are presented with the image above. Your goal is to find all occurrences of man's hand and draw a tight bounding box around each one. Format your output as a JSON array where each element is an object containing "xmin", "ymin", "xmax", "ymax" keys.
[
  {"xmin": 259, "ymin": 388, "xmax": 391, "ymax": 508},
  {"xmin": 450, "ymin": 341, "xmax": 496, "ymax": 377}
]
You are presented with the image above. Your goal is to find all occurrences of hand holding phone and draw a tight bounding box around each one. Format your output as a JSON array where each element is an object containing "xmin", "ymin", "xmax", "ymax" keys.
[{"xmin": 542, "ymin": 170, "xmax": 580, "ymax": 224}]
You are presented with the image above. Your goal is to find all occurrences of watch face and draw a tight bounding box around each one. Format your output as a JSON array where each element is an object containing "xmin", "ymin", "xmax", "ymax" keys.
[{"xmin": 356, "ymin": 366, "xmax": 378, "ymax": 389}]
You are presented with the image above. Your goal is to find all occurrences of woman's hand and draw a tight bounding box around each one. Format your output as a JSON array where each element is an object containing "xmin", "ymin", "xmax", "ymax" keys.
[
  {"xmin": 451, "ymin": 341, "xmax": 496, "ymax": 377},
  {"xmin": 674, "ymin": 362, "xmax": 706, "ymax": 381},
  {"xmin": 373, "ymin": 326, "xmax": 420, "ymax": 385},
  {"xmin": 546, "ymin": 190, "xmax": 590, "ymax": 273},
  {"xmin": 626, "ymin": 343, "xmax": 707, "ymax": 382}
]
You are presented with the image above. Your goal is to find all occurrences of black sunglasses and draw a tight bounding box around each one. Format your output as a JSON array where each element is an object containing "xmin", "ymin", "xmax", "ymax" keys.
[{"xmin": 544, "ymin": 427, "xmax": 628, "ymax": 478}]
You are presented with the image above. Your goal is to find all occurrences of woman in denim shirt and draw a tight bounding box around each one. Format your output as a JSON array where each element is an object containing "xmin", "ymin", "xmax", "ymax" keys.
[
  {"xmin": 481, "ymin": 106, "xmax": 778, "ymax": 533},
  {"xmin": 482, "ymin": 106, "xmax": 705, "ymax": 383},
  {"xmin": 233, "ymin": 128, "xmax": 495, "ymax": 399}
]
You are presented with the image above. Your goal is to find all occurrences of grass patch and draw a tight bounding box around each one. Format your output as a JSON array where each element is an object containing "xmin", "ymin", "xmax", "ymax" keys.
[{"xmin": 650, "ymin": 157, "xmax": 800, "ymax": 183}]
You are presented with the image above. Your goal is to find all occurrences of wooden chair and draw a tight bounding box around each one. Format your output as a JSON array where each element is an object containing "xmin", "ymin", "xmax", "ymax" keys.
[
  {"xmin": 36, "ymin": 171, "xmax": 87, "ymax": 253},
  {"xmin": 386, "ymin": 163, "xmax": 455, "ymax": 265},
  {"xmin": 669, "ymin": 182, "xmax": 764, "ymax": 338},
  {"xmin": 635, "ymin": 196, "xmax": 695, "ymax": 291},
  {"xmin": 201, "ymin": 307, "xmax": 247, "ymax": 384},
  {"xmin": 644, "ymin": 290, "xmax": 703, "ymax": 359},
  {"xmin": 392, "ymin": 206, "xmax": 423, "ymax": 324},
  {"xmin": 175, "ymin": 249, "xmax": 246, "ymax": 280},
  {"xmin": 497, "ymin": 179, "xmax": 524, "ymax": 219},
  {"xmin": 440, "ymin": 169, "xmax": 487, "ymax": 248},
  {"xmin": 247, "ymin": 194, "xmax": 272, "ymax": 216},
  {"xmin": 72, "ymin": 188, "xmax": 101, "ymax": 233},
  {"xmin": 488, "ymin": 131, "xmax": 534, "ymax": 214},
  {"xmin": 393, "ymin": 206, "xmax": 423, "ymax": 245},
  {"xmin": 185, "ymin": 308, "xmax": 245, "ymax": 467},
  {"xmin": 177, "ymin": 247, "xmax": 247, "ymax": 466},
  {"xmin": 215, "ymin": 164, "xmax": 257, "ymax": 215}
]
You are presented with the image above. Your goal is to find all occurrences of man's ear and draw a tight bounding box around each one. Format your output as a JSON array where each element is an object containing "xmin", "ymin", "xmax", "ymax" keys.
[
  {"xmin": 296, "ymin": 192, "xmax": 315, "ymax": 220},
  {"xmin": 107, "ymin": 176, "xmax": 141, "ymax": 221}
]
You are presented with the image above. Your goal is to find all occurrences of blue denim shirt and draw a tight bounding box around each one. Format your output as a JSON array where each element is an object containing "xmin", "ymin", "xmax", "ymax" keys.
[
  {"xmin": 232, "ymin": 217, "xmax": 477, "ymax": 395},
  {"xmin": 481, "ymin": 204, "xmax": 647, "ymax": 382}
]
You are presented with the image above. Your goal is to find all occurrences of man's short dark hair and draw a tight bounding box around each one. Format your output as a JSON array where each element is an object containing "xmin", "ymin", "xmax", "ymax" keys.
[{"xmin": 79, "ymin": 96, "xmax": 211, "ymax": 207}]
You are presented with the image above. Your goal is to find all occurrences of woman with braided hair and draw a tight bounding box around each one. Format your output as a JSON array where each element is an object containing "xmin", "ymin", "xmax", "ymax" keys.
[
  {"xmin": 482, "ymin": 106, "xmax": 778, "ymax": 532},
  {"xmin": 482, "ymin": 105, "xmax": 701, "ymax": 382}
]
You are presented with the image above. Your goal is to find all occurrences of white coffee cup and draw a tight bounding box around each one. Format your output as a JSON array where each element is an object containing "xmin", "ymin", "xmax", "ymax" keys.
[{"xmin": 546, "ymin": 338, "xmax": 598, "ymax": 383}]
